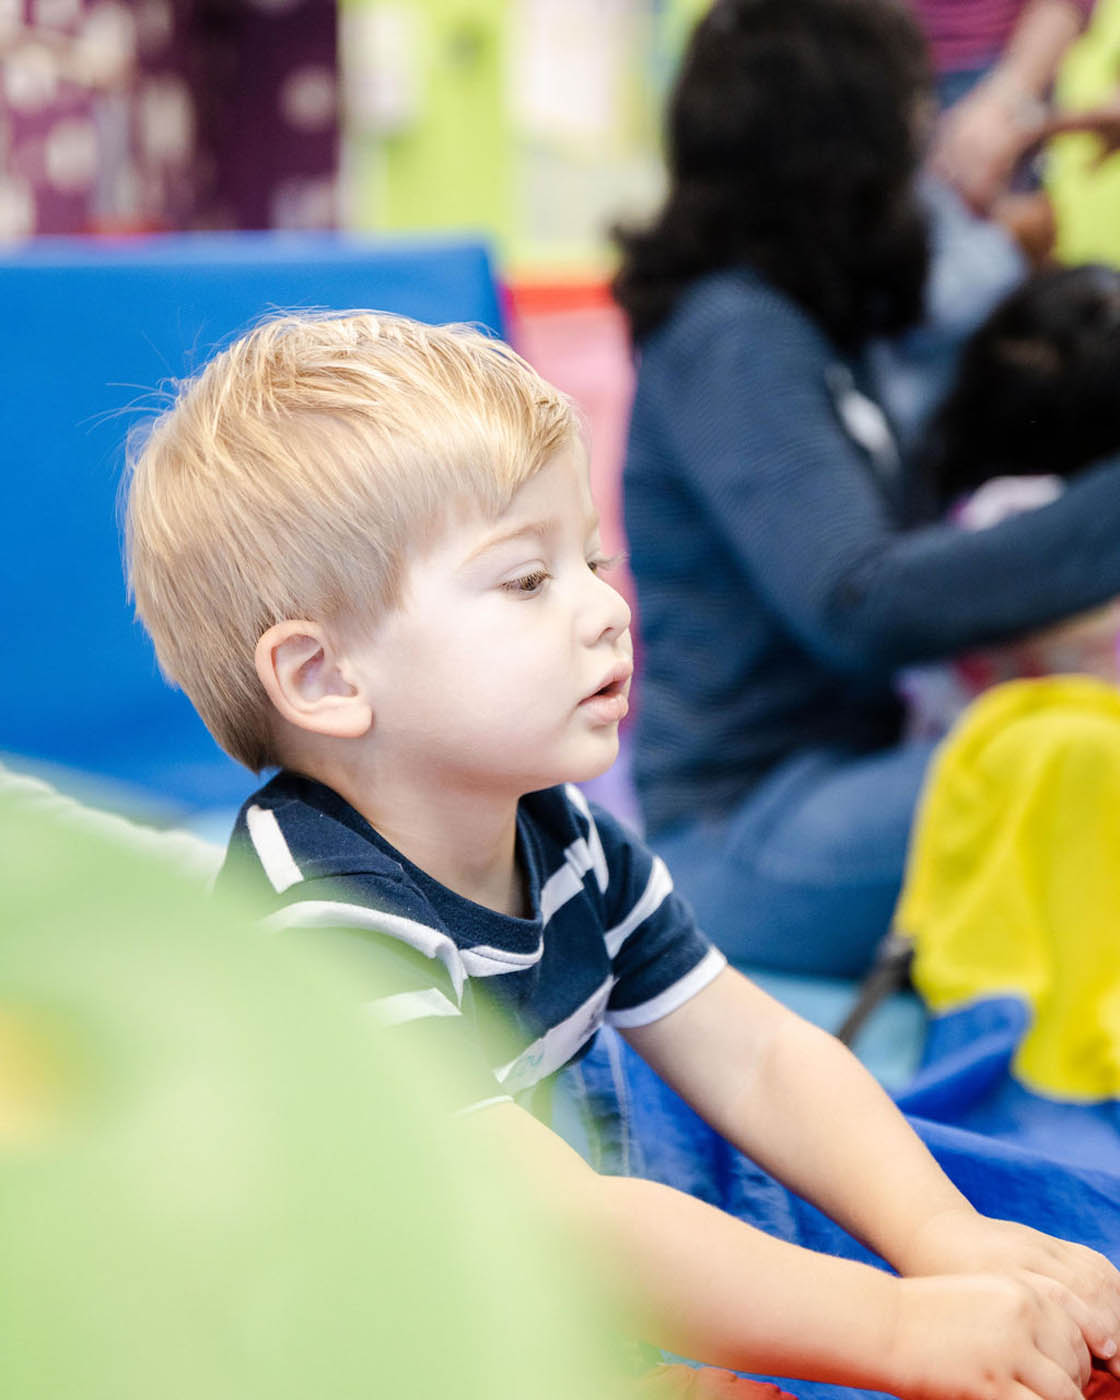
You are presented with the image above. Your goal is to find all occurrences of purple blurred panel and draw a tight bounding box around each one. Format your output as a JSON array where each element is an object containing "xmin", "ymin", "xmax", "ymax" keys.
[
  {"xmin": 194, "ymin": 0, "xmax": 339, "ymax": 230},
  {"xmin": 6, "ymin": 0, "xmax": 339, "ymax": 237}
]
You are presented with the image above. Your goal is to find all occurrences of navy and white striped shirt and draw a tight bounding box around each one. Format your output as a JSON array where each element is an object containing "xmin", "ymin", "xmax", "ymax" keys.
[{"xmin": 218, "ymin": 773, "xmax": 725, "ymax": 1112}]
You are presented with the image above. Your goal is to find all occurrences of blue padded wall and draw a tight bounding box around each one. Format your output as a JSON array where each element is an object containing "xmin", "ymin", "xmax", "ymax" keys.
[{"xmin": 2, "ymin": 232, "xmax": 503, "ymax": 813}]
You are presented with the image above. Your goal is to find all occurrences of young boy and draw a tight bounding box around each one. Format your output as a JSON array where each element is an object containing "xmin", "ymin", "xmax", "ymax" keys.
[{"xmin": 126, "ymin": 311, "xmax": 1120, "ymax": 1395}]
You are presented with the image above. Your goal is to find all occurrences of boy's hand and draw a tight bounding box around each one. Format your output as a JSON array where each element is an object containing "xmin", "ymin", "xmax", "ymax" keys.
[
  {"xmin": 899, "ymin": 1208, "xmax": 1120, "ymax": 1376},
  {"xmin": 888, "ymin": 1274, "xmax": 1091, "ymax": 1400}
]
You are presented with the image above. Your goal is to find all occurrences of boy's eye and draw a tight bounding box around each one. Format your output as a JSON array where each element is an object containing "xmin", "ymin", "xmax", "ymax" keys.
[
  {"xmin": 502, "ymin": 569, "xmax": 551, "ymax": 596},
  {"xmin": 588, "ymin": 552, "xmax": 625, "ymax": 575}
]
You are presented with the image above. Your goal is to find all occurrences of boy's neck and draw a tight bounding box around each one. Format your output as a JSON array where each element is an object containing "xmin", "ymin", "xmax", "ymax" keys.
[{"xmin": 305, "ymin": 758, "xmax": 528, "ymax": 918}]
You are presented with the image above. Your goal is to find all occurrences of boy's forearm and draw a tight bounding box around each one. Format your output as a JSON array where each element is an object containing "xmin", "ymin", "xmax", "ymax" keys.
[
  {"xmin": 622, "ymin": 969, "xmax": 970, "ymax": 1276},
  {"xmin": 591, "ymin": 1172, "xmax": 905, "ymax": 1386},
  {"xmin": 720, "ymin": 1014, "xmax": 971, "ymax": 1274},
  {"xmin": 472, "ymin": 1099, "xmax": 903, "ymax": 1386}
]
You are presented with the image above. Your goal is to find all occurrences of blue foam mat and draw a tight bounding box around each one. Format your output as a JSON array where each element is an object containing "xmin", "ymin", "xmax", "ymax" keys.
[{"xmin": 4, "ymin": 231, "xmax": 502, "ymax": 814}]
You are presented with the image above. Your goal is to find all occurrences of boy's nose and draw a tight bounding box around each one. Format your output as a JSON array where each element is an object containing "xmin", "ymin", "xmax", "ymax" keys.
[{"xmin": 585, "ymin": 570, "xmax": 632, "ymax": 646}]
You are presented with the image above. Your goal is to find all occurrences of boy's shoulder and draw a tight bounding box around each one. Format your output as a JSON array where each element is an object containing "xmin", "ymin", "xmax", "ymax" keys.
[{"xmin": 217, "ymin": 770, "xmax": 409, "ymax": 902}]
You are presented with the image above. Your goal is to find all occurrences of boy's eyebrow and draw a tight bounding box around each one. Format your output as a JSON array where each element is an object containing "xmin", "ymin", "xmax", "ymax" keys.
[{"xmin": 463, "ymin": 512, "xmax": 601, "ymax": 564}]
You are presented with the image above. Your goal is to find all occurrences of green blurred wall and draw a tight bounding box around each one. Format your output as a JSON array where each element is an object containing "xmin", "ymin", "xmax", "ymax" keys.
[
  {"xmin": 341, "ymin": 0, "xmax": 707, "ymax": 277},
  {"xmin": 342, "ymin": 1, "xmax": 513, "ymax": 255}
]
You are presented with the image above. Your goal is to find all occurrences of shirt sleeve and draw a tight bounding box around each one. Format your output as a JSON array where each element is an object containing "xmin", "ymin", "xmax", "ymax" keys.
[
  {"xmin": 581, "ymin": 799, "xmax": 726, "ymax": 1028},
  {"xmin": 659, "ymin": 281, "xmax": 1120, "ymax": 674},
  {"xmin": 261, "ymin": 873, "xmax": 510, "ymax": 1114}
]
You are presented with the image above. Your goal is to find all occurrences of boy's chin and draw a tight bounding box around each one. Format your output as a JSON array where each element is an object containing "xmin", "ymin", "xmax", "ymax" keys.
[
  {"xmin": 559, "ymin": 735, "xmax": 622, "ymax": 786},
  {"xmin": 512, "ymin": 731, "xmax": 622, "ymax": 795}
]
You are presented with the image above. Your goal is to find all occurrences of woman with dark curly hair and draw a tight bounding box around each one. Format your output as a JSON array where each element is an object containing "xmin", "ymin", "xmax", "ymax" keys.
[{"xmin": 616, "ymin": 0, "xmax": 1120, "ymax": 978}]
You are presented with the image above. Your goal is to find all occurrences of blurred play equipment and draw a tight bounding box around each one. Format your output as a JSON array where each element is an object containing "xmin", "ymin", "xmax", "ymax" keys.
[{"xmin": 0, "ymin": 791, "xmax": 620, "ymax": 1400}]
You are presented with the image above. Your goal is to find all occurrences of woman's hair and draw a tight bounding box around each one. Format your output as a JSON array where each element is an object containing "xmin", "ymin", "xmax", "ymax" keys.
[
  {"xmin": 923, "ymin": 264, "xmax": 1120, "ymax": 507},
  {"xmin": 125, "ymin": 311, "xmax": 576, "ymax": 772},
  {"xmin": 613, "ymin": 0, "xmax": 933, "ymax": 348}
]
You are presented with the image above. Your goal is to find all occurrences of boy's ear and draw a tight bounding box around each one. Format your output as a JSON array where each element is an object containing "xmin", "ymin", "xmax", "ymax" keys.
[{"xmin": 254, "ymin": 621, "xmax": 372, "ymax": 740}]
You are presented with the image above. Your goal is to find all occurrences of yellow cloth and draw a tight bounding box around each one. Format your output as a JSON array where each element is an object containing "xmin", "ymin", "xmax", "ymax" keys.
[
  {"xmin": 1048, "ymin": 0, "xmax": 1120, "ymax": 268},
  {"xmin": 897, "ymin": 677, "xmax": 1120, "ymax": 1100}
]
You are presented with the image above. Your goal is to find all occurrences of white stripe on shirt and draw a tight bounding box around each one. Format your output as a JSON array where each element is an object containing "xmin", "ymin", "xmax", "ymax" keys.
[
  {"xmin": 370, "ymin": 987, "xmax": 462, "ymax": 1027},
  {"xmin": 603, "ymin": 855, "xmax": 673, "ymax": 958},
  {"xmin": 454, "ymin": 1094, "xmax": 515, "ymax": 1118},
  {"xmin": 538, "ymin": 862, "xmax": 583, "ymax": 927},
  {"xmin": 246, "ymin": 804, "xmax": 303, "ymax": 893},
  {"xmin": 538, "ymin": 828, "xmax": 608, "ymax": 925},
  {"xmin": 565, "ymin": 784, "xmax": 609, "ymax": 893},
  {"xmin": 493, "ymin": 975, "xmax": 615, "ymax": 1093},
  {"xmin": 607, "ymin": 947, "xmax": 727, "ymax": 1029},
  {"xmin": 263, "ymin": 899, "xmax": 467, "ymax": 1001},
  {"xmin": 460, "ymin": 941, "xmax": 543, "ymax": 976}
]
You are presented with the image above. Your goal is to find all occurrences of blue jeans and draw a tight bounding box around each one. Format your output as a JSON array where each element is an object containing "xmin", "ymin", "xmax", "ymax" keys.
[{"xmin": 650, "ymin": 741, "xmax": 939, "ymax": 979}]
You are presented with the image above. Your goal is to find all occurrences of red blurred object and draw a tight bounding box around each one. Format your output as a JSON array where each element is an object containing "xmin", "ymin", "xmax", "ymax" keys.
[
  {"xmin": 1086, "ymin": 1369, "xmax": 1120, "ymax": 1400},
  {"xmin": 505, "ymin": 278, "xmax": 637, "ymax": 620}
]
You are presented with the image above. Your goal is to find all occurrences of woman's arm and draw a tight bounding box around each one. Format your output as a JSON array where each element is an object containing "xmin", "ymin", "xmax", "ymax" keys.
[{"xmin": 656, "ymin": 281, "xmax": 1120, "ymax": 673}]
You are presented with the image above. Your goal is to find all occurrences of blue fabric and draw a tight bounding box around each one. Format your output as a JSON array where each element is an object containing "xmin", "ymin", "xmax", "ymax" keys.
[
  {"xmin": 650, "ymin": 740, "xmax": 939, "ymax": 977},
  {"xmin": 898, "ymin": 999, "xmax": 1120, "ymax": 1176},
  {"xmin": 561, "ymin": 1020, "xmax": 1120, "ymax": 1400},
  {"xmin": 2, "ymin": 232, "xmax": 503, "ymax": 814}
]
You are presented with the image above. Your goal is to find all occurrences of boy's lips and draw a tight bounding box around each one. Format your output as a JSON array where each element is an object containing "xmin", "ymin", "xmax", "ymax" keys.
[{"xmin": 578, "ymin": 661, "xmax": 633, "ymax": 724}]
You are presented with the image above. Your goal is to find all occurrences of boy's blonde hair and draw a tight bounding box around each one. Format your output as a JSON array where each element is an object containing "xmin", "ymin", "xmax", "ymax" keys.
[{"xmin": 125, "ymin": 311, "xmax": 577, "ymax": 772}]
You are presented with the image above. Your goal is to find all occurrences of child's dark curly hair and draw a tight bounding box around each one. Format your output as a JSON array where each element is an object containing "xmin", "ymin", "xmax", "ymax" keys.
[
  {"xmin": 612, "ymin": 0, "xmax": 933, "ymax": 349},
  {"xmin": 923, "ymin": 264, "xmax": 1120, "ymax": 508}
]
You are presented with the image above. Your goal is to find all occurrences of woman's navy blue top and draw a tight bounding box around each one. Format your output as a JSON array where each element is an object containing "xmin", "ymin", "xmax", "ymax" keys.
[{"xmin": 623, "ymin": 268, "xmax": 1120, "ymax": 835}]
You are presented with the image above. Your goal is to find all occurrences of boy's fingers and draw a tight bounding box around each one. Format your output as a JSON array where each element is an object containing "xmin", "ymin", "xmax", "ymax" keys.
[
  {"xmin": 1022, "ymin": 1266, "xmax": 1120, "ymax": 1363},
  {"xmin": 1016, "ymin": 1353, "xmax": 1087, "ymax": 1400},
  {"xmin": 1020, "ymin": 1281, "xmax": 1092, "ymax": 1388},
  {"xmin": 1076, "ymin": 1251, "xmax": 1120, "ymax": 1324}
]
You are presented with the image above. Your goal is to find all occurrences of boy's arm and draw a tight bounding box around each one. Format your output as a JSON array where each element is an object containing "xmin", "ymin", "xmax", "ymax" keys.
[
  {"xmin": 622, "ymin": 967, "xmax": 1120, "ymax": 1368},
  {"xmin": 467, "ymin": 1096, "xmax": 1091, "ymax": 1399}
]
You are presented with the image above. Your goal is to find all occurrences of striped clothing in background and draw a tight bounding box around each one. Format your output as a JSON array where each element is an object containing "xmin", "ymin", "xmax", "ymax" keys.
[
  {"xmin": 218, "ymin": 773, "xmax": 725, "ymax": 1113},
  {"xmin": 910, "ymin": 0, "xmax": 1096, "ymax": 78}
]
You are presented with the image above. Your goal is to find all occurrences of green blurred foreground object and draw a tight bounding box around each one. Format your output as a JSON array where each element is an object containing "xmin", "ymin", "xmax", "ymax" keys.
[{"xmin": 0, "ymin": 798, "xmax": 619, "ymax": 1399}]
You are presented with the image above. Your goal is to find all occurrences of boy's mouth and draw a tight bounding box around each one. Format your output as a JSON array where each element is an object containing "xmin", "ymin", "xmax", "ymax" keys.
[
  {"xmin": 579, "ymin": 663, "xmax": 633, "ymax": 721},
  {"xmin": 584, "ymin": 662, "xmax": 632, "ymax": 701}
]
